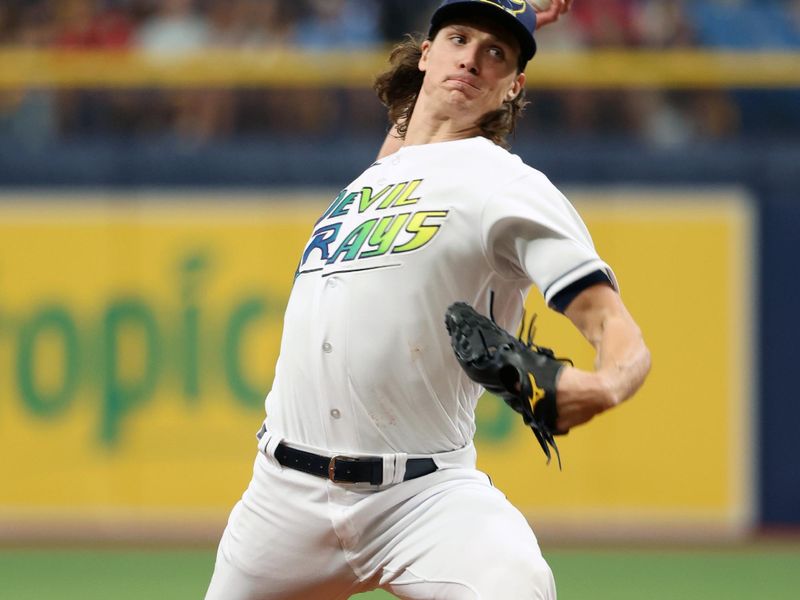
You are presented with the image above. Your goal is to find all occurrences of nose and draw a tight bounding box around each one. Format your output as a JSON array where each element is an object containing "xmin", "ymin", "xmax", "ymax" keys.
[{"xmin": 458, "ymin": 46, "xmax": 480, "ymax": 75}]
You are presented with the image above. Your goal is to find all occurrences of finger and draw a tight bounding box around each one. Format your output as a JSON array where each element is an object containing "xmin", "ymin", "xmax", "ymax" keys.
[
  {"xmin": 534, "ymin": 4, "xmax": 562, "ymax": 29},
  {"xmin": 542, "ymin": 0, "xmax": 564, "ymax": 16}
]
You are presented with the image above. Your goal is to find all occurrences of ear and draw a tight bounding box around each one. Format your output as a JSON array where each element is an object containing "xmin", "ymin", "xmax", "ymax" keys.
[
  {"xmin": 418, "ymin": 40, "xmax": 432, "ymax": 72},
  {"xmin": 506, "ymin": 72, "xmax": 526, "ymax": 101}
]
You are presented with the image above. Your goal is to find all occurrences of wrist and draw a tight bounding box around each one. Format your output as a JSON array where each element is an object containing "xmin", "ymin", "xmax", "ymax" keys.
[
  {"xmin": 593, "ymin": 370, "xmax": 619, "ymax": 409},
  {"xmin": 557, "ymin": 366, "xmax": 617, "ymax": 410}
]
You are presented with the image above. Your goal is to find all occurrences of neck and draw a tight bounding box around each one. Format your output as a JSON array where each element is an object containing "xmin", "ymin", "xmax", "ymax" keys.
[{"xmin": 403, "ymin": 92, "xmax": 482, "ymax": 147}]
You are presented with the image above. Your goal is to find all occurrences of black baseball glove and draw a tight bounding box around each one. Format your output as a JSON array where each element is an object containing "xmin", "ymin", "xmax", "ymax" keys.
[{"xmin": 445, "ymin": 298, "xmax": 572, "ymax": 467}]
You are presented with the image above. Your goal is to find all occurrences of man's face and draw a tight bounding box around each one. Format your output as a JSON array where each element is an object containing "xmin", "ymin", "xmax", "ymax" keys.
[{"xmin": 418, "ymin": 19, "xmax": 526, "ymax": 122}]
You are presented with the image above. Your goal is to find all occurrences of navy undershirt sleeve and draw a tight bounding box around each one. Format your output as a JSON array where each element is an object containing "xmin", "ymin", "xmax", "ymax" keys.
[{"xmin": 549, "ymin": 270, "xmax": 613, "ymax": 313}]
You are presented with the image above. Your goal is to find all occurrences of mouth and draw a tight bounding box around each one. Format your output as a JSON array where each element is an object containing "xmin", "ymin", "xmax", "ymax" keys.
[{"xmin": 445, "ymin": 76, "xmax": 480, "ymax": 92}]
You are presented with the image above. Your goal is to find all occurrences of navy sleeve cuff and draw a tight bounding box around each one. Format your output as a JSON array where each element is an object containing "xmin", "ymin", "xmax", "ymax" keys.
[{"xmin": 549, "ymin": 270, "xmax": 613, "ymax": 313}]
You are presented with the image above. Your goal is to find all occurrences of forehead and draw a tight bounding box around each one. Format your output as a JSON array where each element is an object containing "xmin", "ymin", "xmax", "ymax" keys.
[{"xmin": 434, "ymin": 16, "xmax": 521, "ymax": 54}]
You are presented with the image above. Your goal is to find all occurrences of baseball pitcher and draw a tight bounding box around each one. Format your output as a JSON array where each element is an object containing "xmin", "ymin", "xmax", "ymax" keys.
[{"xmin": 205, "ymin": 1, "xmax": 650, "ymax": 598}]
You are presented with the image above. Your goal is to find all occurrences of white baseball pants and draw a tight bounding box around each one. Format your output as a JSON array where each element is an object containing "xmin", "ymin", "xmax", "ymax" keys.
[{"xmin": 204, "ymin": 451, "xmax": 556, "ymax": 600}]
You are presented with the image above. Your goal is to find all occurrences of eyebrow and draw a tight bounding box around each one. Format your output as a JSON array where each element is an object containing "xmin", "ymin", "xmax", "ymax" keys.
[{"xmin": 443, "ymin": 24, "xmax": 517, "ymax": 52}]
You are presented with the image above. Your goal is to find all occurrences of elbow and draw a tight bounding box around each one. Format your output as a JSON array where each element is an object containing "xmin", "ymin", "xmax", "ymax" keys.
[
  {"xmin": 603, "ymin": 337, "xmax": 652, "ymax": 409},
  {"xmin": 643, "ymin": 344, "xmax": 653, "ymax": 379},
  {"xmin": 625, "ymin": 339, "xmax": 652, "ymax": 404},
  {"xmin": 627, "ymin": 321, "xmax": 652, "ymax": 385},
  {"xmin": 638, "ymin": 331, "xmax": 653, "ymax": 382}
]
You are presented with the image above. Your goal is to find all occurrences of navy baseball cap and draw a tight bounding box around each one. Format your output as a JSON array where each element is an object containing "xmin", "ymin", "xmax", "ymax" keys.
[{"xmin": 429, "ymin": 0, "xmax": 538, "ymax": 70}]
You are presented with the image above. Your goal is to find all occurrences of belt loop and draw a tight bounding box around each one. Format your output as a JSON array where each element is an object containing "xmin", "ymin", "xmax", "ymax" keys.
[
  {"xmin": 256, "ymin": 424, "xmax": 269, "ymax": 452},
  {"xmin": 383, "ymin": 453, "xmax": 408, "ymax": 485},
  {"xmin": 257, "ymin": 424, "xmax": 283, "ymax": 469}
]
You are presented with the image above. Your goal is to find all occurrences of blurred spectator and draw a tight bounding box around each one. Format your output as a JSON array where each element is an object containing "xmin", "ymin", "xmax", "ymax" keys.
[
  {"xmin": 11, "ymin": 0, "xmax": 55, "ymax": 46},
  {"xmin": 0, "ymin": 88, "xmax": 56, "ymax": 148},
  {"xmin": 634, "ymin": 0, "xmax": 695, "ymax": 48},
  {"xmin": 50, "ymin": 0, "xmax": 135, "ymax": 137},
  {"xmin": 293, "ymin": 0, "xmax": 381, "ymax": 49},
  {"xmin": 689, "ymin": 0, "xmax": 800, "ymax": 48},
  {"xmin": 625, "ymin": 91, "xmax": 694, "ymax": 148},
  {"xmin": 136, "ymin": 0, "xmax": 209, "ymax": 54},
  {"xmin": 570, "ymin": 0, "xmax": 641, "ymax": 46},
  {"xmin": 54, "ymin": 0, "xmax": 134, "ymax": 48},
  {"xmin": 135, "ymin": 0, "xmax": 215, "ymax": 142},
  {"xmin": 205, "ymin": 0, "xmax": 301, "ymax": 48},
  {"xmin": 0, "ymin": 1, "xmax": 57, "ymax": 147}
]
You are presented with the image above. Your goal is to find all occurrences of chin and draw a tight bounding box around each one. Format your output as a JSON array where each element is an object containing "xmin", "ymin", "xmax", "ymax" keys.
[{"xmin": 444, "ymin": 90, "xmax": 480, "ymax": 111}]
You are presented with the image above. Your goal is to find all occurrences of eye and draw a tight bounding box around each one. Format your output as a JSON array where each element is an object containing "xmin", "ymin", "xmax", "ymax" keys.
[
  {"xmin": 488, "ymin": 46, "xmax": 505, "ymax": 60},
  {"xmin": 449, "ymin": 34, "xmax": 466, "ymax": 45}
]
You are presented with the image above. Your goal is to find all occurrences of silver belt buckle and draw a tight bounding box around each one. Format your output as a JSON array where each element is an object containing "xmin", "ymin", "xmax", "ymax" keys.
[{"xmin": 328, "ymin": 455, "xmax": 356, "ymax": 483}]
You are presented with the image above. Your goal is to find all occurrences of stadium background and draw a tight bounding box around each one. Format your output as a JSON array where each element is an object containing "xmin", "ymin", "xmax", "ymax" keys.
[{"xmin": 1, "ymin": 1, "xmax": 799, "ymax": 598}]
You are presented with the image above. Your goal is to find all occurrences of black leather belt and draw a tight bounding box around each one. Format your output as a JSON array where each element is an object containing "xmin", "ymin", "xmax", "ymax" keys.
[{"xmin": 273, "ymin": 442, "xmax": 437, "ymax": 485}]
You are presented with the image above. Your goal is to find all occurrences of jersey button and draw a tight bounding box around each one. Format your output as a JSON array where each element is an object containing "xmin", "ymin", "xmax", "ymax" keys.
[
  {"xmin": 330, "ymin": 409, "xmax": 341, "ymax": 419},
  {"xmin": 327, "ymin": 278, "xmax": 337, "ymax": 288},
  {"xmin": 322, "ymin": 342, "xmax": 333, "ymax": 353}
]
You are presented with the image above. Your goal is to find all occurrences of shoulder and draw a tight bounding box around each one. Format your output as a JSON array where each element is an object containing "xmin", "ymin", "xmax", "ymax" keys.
[
  {"xmin": 480, "ymin": 146, "xmax": 590, "ymax": 238},
  {"xmin": 473, "ymin": 137, "xmax": 526, "ymax": 172},
  {"xmin": 475, "ymin": 139, "xmax": 557, "ymax": 192},
  {"xmin": 475, "ymin": 143, "xmax": 569, "ymax": 212}
]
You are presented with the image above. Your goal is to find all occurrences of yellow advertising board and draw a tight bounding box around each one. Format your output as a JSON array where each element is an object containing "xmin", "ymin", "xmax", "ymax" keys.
[
  {"xmin": 480, "ymin": 188, "xmax": 755, "ymax": 540},
  {"xmin": 0, "ymin": 189, "xmax": 753, "ymax": 540}
]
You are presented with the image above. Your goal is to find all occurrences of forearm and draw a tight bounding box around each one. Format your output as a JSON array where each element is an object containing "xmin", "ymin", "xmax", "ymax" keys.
[
  {"xmin": 556, "ymin": 287, "xmax": 651, "ymax": 431},
  {"xmin": 561, "ymin": 315, "xmax": 649, "ymax": 400}
]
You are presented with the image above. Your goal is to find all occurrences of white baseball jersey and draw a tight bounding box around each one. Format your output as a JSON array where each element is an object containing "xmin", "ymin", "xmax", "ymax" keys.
[{"xmin": 264, "ymin": 136, "xmax": 615, "ymax": 456}]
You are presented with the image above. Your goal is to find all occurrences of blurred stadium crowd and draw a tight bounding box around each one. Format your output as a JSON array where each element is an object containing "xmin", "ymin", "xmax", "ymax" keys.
[
  {"xmin": 1, "ymin": 0, "xmax": 799, "ymax": 148},
  {"xmin": 3, "ymin": 0, "xmax": 800, "ymax": 49}
]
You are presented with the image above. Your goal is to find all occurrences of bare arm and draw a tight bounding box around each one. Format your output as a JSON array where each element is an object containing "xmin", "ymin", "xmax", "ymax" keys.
[
  {"xmin": 375, "ymin": 0, "xmax": 575, "ymax": 160},
  {"xmin": 555, "ymin": 283, "xmax": 651, "ymax": 432},
  {"xmin": 377, "ymin": 125, "xmax": 403, "ymax": 160}
]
